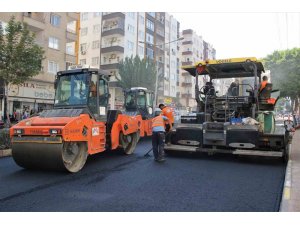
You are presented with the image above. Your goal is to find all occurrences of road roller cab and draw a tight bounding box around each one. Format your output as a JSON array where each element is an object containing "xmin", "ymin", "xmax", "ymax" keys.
[
  {"xmin": 123, "ymin": 87, "xmax": 154, "ymax": 137},
  {"xmin": 10, "ymin": 67, "xmax": 141, "ymax": 172}
]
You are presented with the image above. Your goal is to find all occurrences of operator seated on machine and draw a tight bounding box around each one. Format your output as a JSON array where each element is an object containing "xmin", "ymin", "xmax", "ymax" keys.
[
  {"xmin": 203, "ymin": 81, "xmax": 216, "ymax": 96},
  {"xmin": 227, "ymin": 81, "xmax": 239, "ymax": 96},
  {"xmin": 159, "ymin": 103, "xmax": 175, "ymax": 132},
  {"xmin": 151, "ymin": 108, "xmax": 170, "ymax": 162}
]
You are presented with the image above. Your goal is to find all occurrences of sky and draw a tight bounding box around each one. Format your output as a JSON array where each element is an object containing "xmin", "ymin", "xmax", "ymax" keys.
[{"xmin": 172, "ymin": 12, "xmax": 300, "ymax": 59}]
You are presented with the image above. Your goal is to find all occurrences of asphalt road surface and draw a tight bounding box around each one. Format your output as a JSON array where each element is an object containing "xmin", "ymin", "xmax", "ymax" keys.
[{"xmin": 0, "ymin": 138, "xmax": 286, "ymax": 212}]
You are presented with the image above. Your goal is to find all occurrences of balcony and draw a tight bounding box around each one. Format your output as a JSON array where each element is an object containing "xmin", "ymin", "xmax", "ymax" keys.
[
  {"xmin": 102, "ymin": 27, "xmax": 125, "ymax": 37},
  {"xmin": 181, "ymin": 82, "xmax": 193, "ymax": 87},
  {"xmin": 66, "ymin": 29, "xmax": 77, "ymax": 42},
  {"xmin": 67, "ymin": 12, "xmax": 79, "ymax": 22},
  {"xmin": 182, "ymin": 72, "xmax": 190, "ymax": 76},
  {"xmin": 101, "ymin": 45, "xmax": 124, "ymax": 53},
  {"xmin": 182, "ymin": 50, "xmax": 193, "ymax": 55},
  {"xmin": 182, "ymin": 29, "xmax": 193, "ymax": 35},
  {"xmin": 182, "ymin": 41, "xmax": 193, "ymax": 45},
  {"xmin": 182, "ymin": 61, "xmax": 193, "ymax": 66},
  {"xmin": 102, "ymin": 12, "xmax": 125, "ymax": 20},
  {"xmin": 65, "ymin": 53, "xmax": 76, "ymax": 63},
  {"xmin": 23, "ymin": 12, "xmax": 45, "ymax": 32},
  {"xmin": 181, "ymin": 93, "xmax": 192, "ymax": 98},
  {"xmin": 101, "ymin": 63, "xmax": 119, "ymax": 70}
]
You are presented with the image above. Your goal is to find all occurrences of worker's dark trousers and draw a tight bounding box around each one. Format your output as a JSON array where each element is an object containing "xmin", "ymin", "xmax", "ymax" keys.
[
  {"xmin": 165, "ymin": 123, "xmax": 174, "ymax": 133},
  {"xmin": 152, "ymin": 131, "xmax": 165, "ymax": 160}
]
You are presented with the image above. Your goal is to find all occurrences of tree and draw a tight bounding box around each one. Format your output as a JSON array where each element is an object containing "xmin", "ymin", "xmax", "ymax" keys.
[
  {"xmin": 263, "ymin": 48, "xmax": 300, "ymax": 113},
  {"xmin": 116, "ymin": 55, "xmax": 156, "ymax": 92},
  {"xmin": 0, "ymin": 16, "xmax": 44, "ymax": 125}
]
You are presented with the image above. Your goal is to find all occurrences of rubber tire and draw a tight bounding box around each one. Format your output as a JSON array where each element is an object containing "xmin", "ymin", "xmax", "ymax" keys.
[
  {"xmin": 283, "ymin": 143, "xmax": 290, "ymax": 163},
  {"xmin": 120, "ymin": 132, "xmax": 139, "ymax": 155},
  {"xmin": 62, "ymin": 142, "xmax": 88, "ymax": 173}
]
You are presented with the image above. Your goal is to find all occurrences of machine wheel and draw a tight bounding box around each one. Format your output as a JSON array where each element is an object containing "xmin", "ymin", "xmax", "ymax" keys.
[
  {"xmin": 62, "ymin": 142, "xmax": 88, "ymax": 173},
  {"xmin": 120, "ymin": 132, "xmax": 138, "ymax": 155}
]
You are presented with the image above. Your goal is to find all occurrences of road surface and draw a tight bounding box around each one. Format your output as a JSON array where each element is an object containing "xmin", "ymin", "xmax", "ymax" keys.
[{"xmin": 0, "ymin": 137, "xmax": 286, "ymax": 211}]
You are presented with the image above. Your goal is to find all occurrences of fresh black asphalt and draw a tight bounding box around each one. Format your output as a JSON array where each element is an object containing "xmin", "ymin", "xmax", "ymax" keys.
[{"xmin": 0, "ymin": 137, "xmax": 286, "ymax": 212}]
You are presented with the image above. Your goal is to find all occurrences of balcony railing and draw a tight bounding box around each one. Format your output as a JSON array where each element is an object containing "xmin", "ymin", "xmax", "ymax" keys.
[
  {"xmin": 182, "ymin": 61, "xmax": 193, "ymax": 66},
  {"xmin": 23, "ymin": 12, "xmax": 45, "ymax": 31},
  {"xmin": 182, "ymin": 50, "xmax": 193, "ymax": 55},
  {"xmin": 181, "ymin": 93, "xmax": 192, "ymax": 98},
  {"xmin": 102, "ymin": 12, "xmax": 125, "ymax": 20}
]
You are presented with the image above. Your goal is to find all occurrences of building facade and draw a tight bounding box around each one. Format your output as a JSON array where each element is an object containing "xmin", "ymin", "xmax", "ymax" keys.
[
  {"xmin": 78, "ymin": 12, "xmax": 181, "ymax": 109},
  {"xmin": 0, "ymin": 12, "xmax": 78, "ymax": 118}
]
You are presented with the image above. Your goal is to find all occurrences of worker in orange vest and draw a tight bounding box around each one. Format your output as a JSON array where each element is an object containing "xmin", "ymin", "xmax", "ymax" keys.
[
  {"xmin": 259, "ymin": 75, "xmax": 269, "ymax": 92},
  {"xmin": 151, "ymin": 108, "xmax": 169, "ymax": 162},
  {"xmin": 159, "ymin": 103, "xmax": 174, "ymax": 132}
]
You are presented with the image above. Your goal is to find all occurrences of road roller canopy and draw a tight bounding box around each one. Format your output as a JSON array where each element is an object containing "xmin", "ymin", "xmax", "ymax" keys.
[
  {"xmin": 124, "ymin": 87, "xmax": 154, "ymax": 118},
  {"xmin": 182, "ymin": 57, "xmax": 265, "ymax": 79},
  {"xmin": 54, "ymin": 68, "xmax": 110, "ymax": 117}
]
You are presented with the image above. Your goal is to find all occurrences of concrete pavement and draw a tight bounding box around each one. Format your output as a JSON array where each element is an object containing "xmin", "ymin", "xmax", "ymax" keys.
[{"xmin": 280, "ymin": 129, "xmax": 300, "ymax": 211}]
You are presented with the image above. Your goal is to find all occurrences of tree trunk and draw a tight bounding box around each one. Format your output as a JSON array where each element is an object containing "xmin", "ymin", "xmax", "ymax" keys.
[{"xmin": 4, "ymin": 82, "xmax": 11, "ymax": 128}]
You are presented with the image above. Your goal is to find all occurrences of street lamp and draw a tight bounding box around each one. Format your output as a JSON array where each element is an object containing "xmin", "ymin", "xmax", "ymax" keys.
[{"xmin": 139, "ymin": 37, "xmax": 184, "ymax": 107}]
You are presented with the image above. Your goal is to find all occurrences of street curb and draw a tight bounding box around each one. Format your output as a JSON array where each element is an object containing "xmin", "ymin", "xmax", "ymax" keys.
[
  {"xmin": 280, "ymin": 156, "xmax": 292, "ymax": 211},
  {"xmin": 0, "ymin": 149, "xmax": 12, "ymax": 158}
]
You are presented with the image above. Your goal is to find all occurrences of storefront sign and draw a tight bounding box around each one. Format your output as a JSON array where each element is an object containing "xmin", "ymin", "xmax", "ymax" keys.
[
  {"xmin": 8, "ymin": 81, "xmax": 55, "ymax": 100},
  {"xmin": 164, "ymin": 97, "xmax": 173, "ymax": 105}
]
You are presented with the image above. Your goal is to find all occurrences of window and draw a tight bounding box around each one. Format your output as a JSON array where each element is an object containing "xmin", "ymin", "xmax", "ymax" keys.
[
  {"xmin": 93, "ymin": 24, "xmax": 101, "ymax": 33},
  {"xmin": 94, "ymin": 12, "xmax": 101, "ymax": 17},
  {"xmin": 48, "ymin": 61, "xmax": 59, "ymax": 74},
  {"xmin": 81, "ymin": 27, "xmax": 88, "ymax": 36},
  {"xmin": 81, "ymin": 12, "xmax": 88, "ymax": 21},
  {"xmin": 138, "ymin": 30, "xmax": 144, "ymax": 40},
  {"xmin": 66, "ymin": 62, "xmax": 74, "ymax": 70},
  {"xmin": 128, "ymin": 12, "xmax": 135, "ymax": 18},
  {"xmin": 92, "ymin": 40, "xmax": 100, "ymax": 49},
  {"xmin": 171, "ymin": 86, "xmax": 175, "ymax": 93},
  {"xmin": 127, "ymin": 24, "xmax": 134, "ymax": 33},
  {"xmin": 138, "ymin": 45, "xmax": 144, "ymax": 55},
  {"xmin": 50, "ymin": 14, "xmax": 61, "ymax": 27},
  {"xmin": 0, "ymin": 21, "xmax": 7, "ymax": 34},
  {"xmin": 80, "ymin": 59, "xmax": 86, "ymax": 65},
  {"xmin": 92, "ymin": 57, "xmax": 99, "ymax": 66},
  {"xmin": 146, "ymin": 33, "xmax": 154, "ymax": 44},
  {"xmin": 66, "ymin": 45, "xmax": 74, "ymax": 55},
  {"xmin": 146, "ymin": 48, "xmax": 153, "ymax": 59},
  {"xmin": 139, "ymin": 15, "xmax": 144, "ymax": 24},
  {"xmin": 146, "ymin": 19, "xmax": 154, "ymax": 31},
  {"xmin": 147, "ymin": 12, "xmax": 155, "ymax": 17},
  {"xmin": 127, "ymin": 41, "xmax": 134, "ymax": 51},
  {"xmin": 80, "ymin": 43, "xmax": 87, "ymax": 53},
  {"xmin": 48, "ymin": 37, "xmax": 59, "ymax": 50}
]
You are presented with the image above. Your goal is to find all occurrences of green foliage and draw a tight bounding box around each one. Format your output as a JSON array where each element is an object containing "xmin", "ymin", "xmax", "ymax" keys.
[
  {"xmin": 0, "ymin": 16, "xmax": 44, "ymax": 85},
  {"xmin": 263, "ymin": 48, "xmax": 300, "ymax": 99},
  {"xmin": 116, "ymin": 55, "xmax": 156, "ymax": 91}
]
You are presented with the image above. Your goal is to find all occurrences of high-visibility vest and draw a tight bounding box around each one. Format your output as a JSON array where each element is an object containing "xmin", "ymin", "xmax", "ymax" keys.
[
  {"xmin": 162, "ymin": 107, "xmax": 174, "ymax": 123},
  {"xmin": 260, "ymin": 81, "xmax": 268, "ymax": 91},
  {"xmin": 152, "ymin": 116, "xmax": 165, "ymax": 128}
]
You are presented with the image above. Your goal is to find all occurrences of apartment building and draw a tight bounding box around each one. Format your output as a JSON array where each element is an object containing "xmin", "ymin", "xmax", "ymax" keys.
[
  {"xmin": 179, "ymin": 29, "xmax": 206, "ymax": 111},
  {"xmin": 78, "ymin": 12, "xmax": 181, "ymax": 109},
  {"xmin": 160, "ymin": 13, "xmax": 181, "ymax": 106},
  {"xmin": 0, "ymin": 12, "xmax": 78, "ymax": 116}
]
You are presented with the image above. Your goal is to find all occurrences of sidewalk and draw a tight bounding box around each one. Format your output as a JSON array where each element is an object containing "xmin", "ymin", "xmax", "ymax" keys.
[
  {"xmin": 0, "ymin": 149, "xmax": 12, "ymax": 158},
  {"xmin": 280, "ymin": 129, "xmax": 300, "ymax": 211}
]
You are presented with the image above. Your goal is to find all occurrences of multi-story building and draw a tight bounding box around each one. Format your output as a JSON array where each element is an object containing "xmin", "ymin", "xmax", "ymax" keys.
[
  {"xmin": 0, "ymin": 12, "xmax": 78, "ymax": 117},
  {"xmin": 179, "ymin": 29, "xmax": 205, "ymax": 112},
  {"xmin": 160, "ymin": 13, "xmax": 180, "ymax": 106},
  {"xmin": 78, "ymin": 12, "xmax": 181, "ymax": 109}
]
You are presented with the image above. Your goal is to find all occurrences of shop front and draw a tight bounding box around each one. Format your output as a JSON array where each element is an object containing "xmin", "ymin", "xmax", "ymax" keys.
[{"xmin": 7, "ymin": 80, "xmax": 55, "ymax": 119}]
